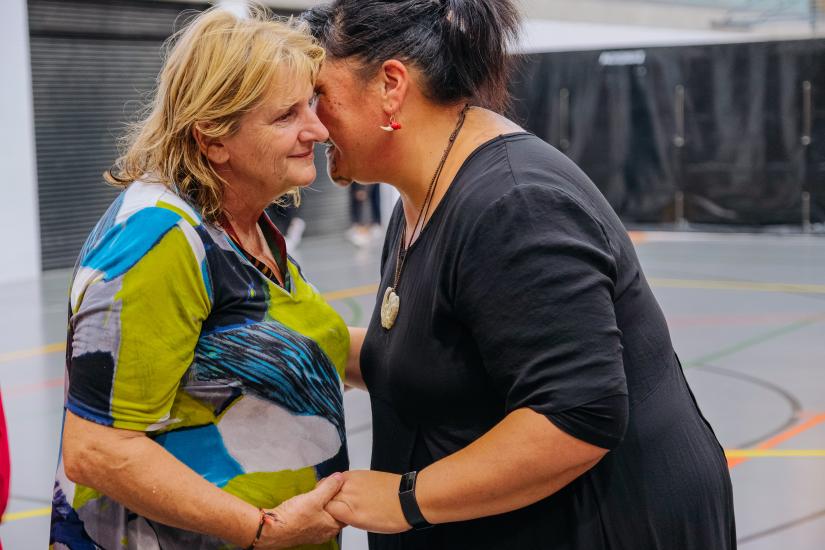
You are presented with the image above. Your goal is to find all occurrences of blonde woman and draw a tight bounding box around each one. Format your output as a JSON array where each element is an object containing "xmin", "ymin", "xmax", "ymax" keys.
[{"xmin": 51, "ymin": 7, "xmax": 351, "ymax": 550}]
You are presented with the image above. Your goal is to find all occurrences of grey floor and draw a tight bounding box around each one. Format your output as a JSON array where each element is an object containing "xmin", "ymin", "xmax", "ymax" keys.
[{"xmin": 1, "ymin": 229, "xmax": 823, "ymax": 549}]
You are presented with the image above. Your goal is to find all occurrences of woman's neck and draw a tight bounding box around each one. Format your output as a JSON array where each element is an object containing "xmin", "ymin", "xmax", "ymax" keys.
[
  {"xmin": 389, "ymin": 104, "xmax": 467, "ymax": 206},
  {"xmin": 389, "ymin": 106, "xmax": 523, "ymax": 240},
  {"xmin": 221, "ymin": 185, "xmax": 267, "ymax": 239}
]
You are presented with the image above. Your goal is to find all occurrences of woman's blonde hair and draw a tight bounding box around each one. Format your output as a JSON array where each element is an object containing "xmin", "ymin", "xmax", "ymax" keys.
[{"xmin": 105, "ymin": 4, "xmax": 325, "ymax": 220}]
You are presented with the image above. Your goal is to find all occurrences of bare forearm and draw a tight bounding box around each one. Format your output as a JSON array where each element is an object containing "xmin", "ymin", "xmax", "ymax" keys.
[
  {"xmin": 415, "ymin": 408, "xmax": 606, "ymax": 524},
  {"xmin": 346, "ymin": 326, "xmax": 367, "ymax": 390},
  {"xmin": 64, "ymin": 414, "xmax": 258, "ymax": 547}
]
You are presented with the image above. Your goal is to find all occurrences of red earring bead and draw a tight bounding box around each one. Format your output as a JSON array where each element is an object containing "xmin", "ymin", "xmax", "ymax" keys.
[{"xmin": 391, "ymin": 121, "xmax": 402, "ymax": 131}]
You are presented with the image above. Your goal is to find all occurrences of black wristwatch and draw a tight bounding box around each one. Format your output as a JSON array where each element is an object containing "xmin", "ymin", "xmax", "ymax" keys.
[{"xmin": 398, "ymin": 471, "xmax": 433, "ymax": 530}]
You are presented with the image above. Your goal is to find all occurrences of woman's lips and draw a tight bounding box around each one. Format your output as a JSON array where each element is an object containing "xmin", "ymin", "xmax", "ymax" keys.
[{"xmin": 290, "ymin": 150, "xmax": 314, "ymax": 159}]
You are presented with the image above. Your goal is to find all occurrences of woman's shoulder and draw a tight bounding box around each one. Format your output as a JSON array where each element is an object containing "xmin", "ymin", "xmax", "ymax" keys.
[
  {"xmin": 74, "ymin": 181, "xmax": 209, "ymax": 292},
  {"xmin": 119, "ymin": 180, "xmax": 204, "ymax": 227},
  {"xmin": 456, "ymin": 133, "xmax": 617, "ymax": 223},
  {"xmin": 451, "ymin": 133, "xmax": 563, "ymax": 212}
]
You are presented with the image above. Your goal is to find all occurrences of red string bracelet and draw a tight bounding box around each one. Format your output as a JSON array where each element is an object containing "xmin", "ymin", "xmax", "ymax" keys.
[{"xmin": 246, "ymin": 509, "xmax": 278, "ymax": 550}]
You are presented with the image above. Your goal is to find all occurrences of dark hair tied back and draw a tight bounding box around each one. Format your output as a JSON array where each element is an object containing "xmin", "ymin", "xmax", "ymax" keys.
[{"xmin": 303, "ymin": 0, "xmax": 521, "ymax": 112}]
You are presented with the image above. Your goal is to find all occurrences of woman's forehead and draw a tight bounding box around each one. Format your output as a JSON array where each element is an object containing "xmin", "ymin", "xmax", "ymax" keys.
[
  {"xmin": 260, "ymin": 74, "xmax": 313, "ymax": 107},
  {"xmin": 316, "ymin": 59, "xmax": 369, "ymax": 95}
]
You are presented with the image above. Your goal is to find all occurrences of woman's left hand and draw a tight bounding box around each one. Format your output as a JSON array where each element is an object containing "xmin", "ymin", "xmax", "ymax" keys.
[{"xmin": 325, "ymin": 470, "xmax": 412, "ymax": 534}]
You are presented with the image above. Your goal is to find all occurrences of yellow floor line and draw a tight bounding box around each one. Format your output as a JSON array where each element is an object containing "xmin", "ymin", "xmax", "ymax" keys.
[
  {"xmin": 649, "ymin": 278, "xmax": 825, "ymax": 295},
  {"xmin": 725, "ymin": 449, "xmax": 825, "ymax": 458},
  {"xmin": 320, "ymin": 283, "xmax": 378, "ymax": 302},
  {"xmin": 2, "ymin": 506, "xmax": 51, "ymax": 522},
  {"xmin": 0, "ymin": 342, "xmax": 64, "ymax": 365}
]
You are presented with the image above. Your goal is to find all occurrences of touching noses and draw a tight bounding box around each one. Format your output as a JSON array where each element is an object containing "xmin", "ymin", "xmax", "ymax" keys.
[{"xmin": 300, "ymin": 107, "xmax": 329, "ymax": 145}]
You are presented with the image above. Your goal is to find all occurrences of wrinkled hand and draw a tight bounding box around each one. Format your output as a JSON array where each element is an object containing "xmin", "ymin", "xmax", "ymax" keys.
[
  {"xmin": 325, "ymin": 470, "xmax": 412, "ymax": 534},
  {"xmin": 255, "ymin": 473, "xmax": 346, "ymax": 550}
]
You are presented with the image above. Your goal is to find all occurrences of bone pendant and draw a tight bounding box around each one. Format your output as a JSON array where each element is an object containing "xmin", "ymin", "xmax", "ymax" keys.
[{"xmin": 381, "ymin": 287, "xmax": 400, "ymax": 329}]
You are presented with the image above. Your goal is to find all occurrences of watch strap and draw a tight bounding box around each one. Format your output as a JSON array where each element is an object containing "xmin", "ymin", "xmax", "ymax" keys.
[{"xmin": 398, "ymin": 471, "xmax": 432, "ymax": 530}]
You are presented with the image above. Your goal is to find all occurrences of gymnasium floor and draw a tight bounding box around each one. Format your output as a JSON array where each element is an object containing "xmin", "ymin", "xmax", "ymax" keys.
[{"xmin": 0, "ymin": 229, "xmax": 823, "ymax": 549}]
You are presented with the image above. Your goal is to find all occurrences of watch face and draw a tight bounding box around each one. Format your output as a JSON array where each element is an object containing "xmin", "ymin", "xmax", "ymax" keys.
[{"xmin": 400, "ymin": 472, "xmax": 416, "ymax": 493}]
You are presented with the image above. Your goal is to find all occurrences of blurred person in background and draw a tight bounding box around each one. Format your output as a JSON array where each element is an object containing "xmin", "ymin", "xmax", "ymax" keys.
[
  {"xmin": 346, "ymin": 183, "xmax": 382, "ymax": 247},
  {"xmin": 305, "ymin": 1, "xmax": 736, "ymax": 549},
  {"xmin": 267, "ymin": 201, "xmax": 307, "ymax": 251},
  {"xmin": 51, "ymin": 7, "xmax": 352, "ymax": 549}
]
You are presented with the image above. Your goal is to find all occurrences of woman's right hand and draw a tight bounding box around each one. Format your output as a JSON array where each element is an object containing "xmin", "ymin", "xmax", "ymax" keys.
[{"xmin": 254, "ymin": 473, "xmax": 346, "ymax": 549}]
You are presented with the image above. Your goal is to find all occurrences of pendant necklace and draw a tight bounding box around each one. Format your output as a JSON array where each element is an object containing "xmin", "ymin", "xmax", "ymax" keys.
[{"xmin": 381, "ymin": 104, "xmax": 470, "ymax": 330}]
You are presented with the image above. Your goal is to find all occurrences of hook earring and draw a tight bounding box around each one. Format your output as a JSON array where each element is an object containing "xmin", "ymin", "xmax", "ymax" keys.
[{"xmin": 380, "ymin": 113, "xmax": 402, "ymax": 132}]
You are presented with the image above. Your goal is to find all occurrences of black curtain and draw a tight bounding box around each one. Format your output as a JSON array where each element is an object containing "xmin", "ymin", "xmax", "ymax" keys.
[{"xmin": 511, "ymin": 39, "xmax": 825, "ymax": 226}]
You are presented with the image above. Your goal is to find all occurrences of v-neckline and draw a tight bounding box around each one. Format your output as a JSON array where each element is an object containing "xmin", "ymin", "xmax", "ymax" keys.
[{"xmin": 221, "ymin": 213, "xmax": 293, "ymax": 296}]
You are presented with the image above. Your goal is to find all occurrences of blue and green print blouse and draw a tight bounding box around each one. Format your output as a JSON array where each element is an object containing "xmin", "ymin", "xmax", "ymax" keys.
[{"xmin": 51, "ymin": 181, "xmax": 349, "ymax": 550}]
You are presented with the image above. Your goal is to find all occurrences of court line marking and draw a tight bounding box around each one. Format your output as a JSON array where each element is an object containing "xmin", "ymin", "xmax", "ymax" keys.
[
  {"xmin": 0, "ymin": 342, "xmax": 64, "ymax": 365},
  {"xmin": 727, "ymin": 413, "xmax": 825, "ymax": 469},
  {"xmin": 737, "ymin": 507, "xmax": 825, "ymax": 546},
  {"xmin": 683, "ymin": 314, "xmax": 825, "ymax": 368},
  {"xmin": 725, "ymin": 449, "xmax": 825, "ymax": 458},
  {"xmin": 0, "ymin": 285, "xmax": 381, "ymax": 366},
  {"xmin": 2, "ymin": 506, "xmax": 51, "ymax": 522},
  {"xmin": 5, "ymin": 377, "xmax": 64, "ymax": 398},
  {"xmin": 628, "ymin": 231, "xmax": 646, "ymax": 244},
  {"xmin": 341, "ymin": 297, "xmax": 364, "ymax": 327},
  {"xmin": 6, "ymin": 446, "xmax": 825, "ymax": 523},
  {"xmin": 692, "ymin": 364, "xmax": 802, "ymax": 449},
  {"xmin": 319, "ymin": 284, "xmax": 377, "ymax": 302},
  {"xmin": 668, "ymin": 312, "xmax": 823, "ymax": 328},
  {"xmin": 1, "ymin": 282, "xmax": 823, "ymax": 520},
  {"xmin": 648, "ymin": 278, "xmax": 825, "ymax": 295},
  {"xmin": 2, "ymin": 277, "xmax": 822, "ymax": 367}
]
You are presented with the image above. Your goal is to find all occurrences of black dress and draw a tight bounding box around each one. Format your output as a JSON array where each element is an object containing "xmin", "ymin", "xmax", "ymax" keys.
[{"xmin": 360, "ymin": 133, "xmax": 736, "ymax": 550}]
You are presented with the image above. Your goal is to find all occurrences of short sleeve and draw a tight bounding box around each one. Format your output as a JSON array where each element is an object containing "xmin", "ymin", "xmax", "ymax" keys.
[
  {"xmin": 454, "ymin": 184, "xmax": 628, "ymax": 449},
  {"xmin": 67, "ymin": 210, "xmax": 211, "ymax": 432}
]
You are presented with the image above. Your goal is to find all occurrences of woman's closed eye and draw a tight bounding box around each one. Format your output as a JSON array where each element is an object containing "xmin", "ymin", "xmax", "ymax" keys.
[
  {"xmin": 273, "ymin": 109, "xmax": 296, "ymax": 124},
  {"xmin": 273, "ymin": 96, "xmax": 318, "ymax": 124}
]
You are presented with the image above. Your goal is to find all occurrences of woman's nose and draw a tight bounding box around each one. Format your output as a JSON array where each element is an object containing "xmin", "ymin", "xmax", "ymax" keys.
[{"xmin": 303, "ymin": 108, "xmax": 329, "ymax": 144}]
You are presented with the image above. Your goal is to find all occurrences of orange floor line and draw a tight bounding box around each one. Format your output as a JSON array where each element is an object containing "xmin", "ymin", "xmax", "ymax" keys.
[
  {"xmin": 727, "ymin": 413, "xmax": 825, "ymax": 469},
  {"xmin": 628, "ymin": 231, "xmax": 647, "ymax": 245},
  {"xmin": 6, "ymin": 377, "xmax": 63, "ymax": 397}
]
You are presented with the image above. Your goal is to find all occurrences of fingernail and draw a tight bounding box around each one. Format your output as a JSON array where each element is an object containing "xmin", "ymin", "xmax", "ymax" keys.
[{"xmin": 330, "ymin": 472, "xmax": 343, "ymax": 481}]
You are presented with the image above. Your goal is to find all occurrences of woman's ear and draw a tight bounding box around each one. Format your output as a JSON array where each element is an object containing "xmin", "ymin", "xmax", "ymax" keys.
[
  {"xmin": 379, "ymin": 59, "xmax": 410, "ymax": 116},
  {"xmin": 192, "ymin": 123, "xmax": 229, "ymax": 165}
]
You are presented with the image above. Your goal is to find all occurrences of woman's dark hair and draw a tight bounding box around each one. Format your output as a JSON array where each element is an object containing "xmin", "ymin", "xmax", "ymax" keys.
[{"xmin": 303, "ymin": 0, "xmax": 520, "ymax": 112}]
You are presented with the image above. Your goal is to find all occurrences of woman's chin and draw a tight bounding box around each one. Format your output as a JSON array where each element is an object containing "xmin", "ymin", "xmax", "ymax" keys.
[{"xmin": 289, "ymin": 169, "xmax": 318, "ymax": 189}]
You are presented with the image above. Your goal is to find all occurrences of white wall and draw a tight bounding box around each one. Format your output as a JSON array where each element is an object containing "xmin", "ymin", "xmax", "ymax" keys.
[
  {"xmin": 0, "ymin": 0, "xmax": 41, "ymax": 284},
  {"xmin": 521, "ymin": 0, "xmax": 825, "ymax": 40},
  {"xmin": 517, "ymin": 19, "xmax": 745, "ymax": 54}
]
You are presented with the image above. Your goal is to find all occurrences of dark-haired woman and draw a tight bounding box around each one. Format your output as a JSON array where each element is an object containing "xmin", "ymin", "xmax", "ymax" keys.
[{"xmin": 306, "ymin": 1, "xmax": 736, "ymax": 549}]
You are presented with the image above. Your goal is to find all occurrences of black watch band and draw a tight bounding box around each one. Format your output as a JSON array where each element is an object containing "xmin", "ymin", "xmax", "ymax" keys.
[{"xmin": 398, "ymin": 471, "xmax": 433, "ymax": 530}]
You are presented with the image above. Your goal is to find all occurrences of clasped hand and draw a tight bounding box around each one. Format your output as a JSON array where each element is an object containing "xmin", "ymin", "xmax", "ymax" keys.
[
  {"xmin": 253, "ymin": 474, "xmax": 345, "ymax": 550},
  {"xmin": 325, "ymin": 470, "xmax": 413, "ymax": 534},
  {"xmin": 256, "ymin": 470, "xmax": 410, "ymax": 549}
]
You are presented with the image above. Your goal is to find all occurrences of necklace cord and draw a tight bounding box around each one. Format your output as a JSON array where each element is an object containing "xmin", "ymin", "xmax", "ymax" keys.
[{"xmin": 391, "ymin": 104, "xmax": 470, "ymax": 290}]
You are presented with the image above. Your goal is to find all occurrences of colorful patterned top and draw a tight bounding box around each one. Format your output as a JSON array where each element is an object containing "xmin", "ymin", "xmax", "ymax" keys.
[{"xmin": 50, "ymin": 181, "xmax": 349, "ymax": 550}]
